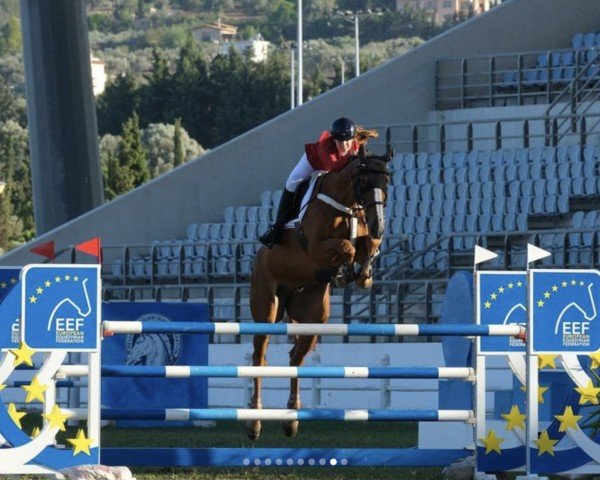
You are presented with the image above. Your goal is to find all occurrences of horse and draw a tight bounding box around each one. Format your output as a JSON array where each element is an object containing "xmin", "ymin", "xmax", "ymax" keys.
[{"xmin": 247, "ymin": 145, "xmax": 392, "ymax": 440}]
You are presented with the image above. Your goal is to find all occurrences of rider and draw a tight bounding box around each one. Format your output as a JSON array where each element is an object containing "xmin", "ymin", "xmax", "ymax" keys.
[{"xmin": 258, "ymin": 117, "xmax": 362, "ymax": 249}]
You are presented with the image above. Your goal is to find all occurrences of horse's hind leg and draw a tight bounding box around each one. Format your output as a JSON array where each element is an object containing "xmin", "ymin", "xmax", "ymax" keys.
[
  {"xmin": 247, "ymin": 253, "xmax": 281, "ymax": 441},
  {"xmin": 282, "ymin": 284, "xmax": 330, "ymax": 437},
  {"xmin": 282, "ymin": 333, "xmax": 319, "ymax": 437}
]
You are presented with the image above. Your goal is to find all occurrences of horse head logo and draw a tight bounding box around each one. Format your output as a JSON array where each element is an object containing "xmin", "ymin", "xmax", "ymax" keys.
[
  {"xmin": 552, "ymin": 281, "xmax": 597, "ymax": 335},
  {"xmin": 46, "ymin": 277, "xmax": 92, "ymax": 332},
  {"xmin": 125, "ymin": 314, "xmax": 181, "ymax": 366}
]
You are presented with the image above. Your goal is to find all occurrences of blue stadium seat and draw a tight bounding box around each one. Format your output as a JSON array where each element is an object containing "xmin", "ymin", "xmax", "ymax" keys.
[
  {"xmin": 572, "ymin": 33, "xmax": 584, "ymax": 50},
  {"xmin": 568, "ymin": 145, "xmax": 582, "ymax": 163},
  {"xmin": 530, "ymin": 162, "xmax": 542, "ymax": 180},
  {"xmin": 519, "ymin": 196, "xmax": 532, "ymax": 213},
  {"xmin": 479, "ymin": 214, "xmax": 491, "ymax": 232},
  {"xmin": 416, "ymin": 168, "xmax": 429, "ymax": 184},
  {"xmin": 443, "ymin": 166, "xmax": 455, "ymax": 184},
  {"xmin": 584, "ymin": 177, "xmax": 598, "ymax": 195},
  {"xmin": 516, "ymin": 149, "xmax": 529, "ymax": 165},
  {"xmin": 416, "ymin": 153, "xmax": 428, "ymax": 170},
  {"xmin": 394, "ymin": 184, "xmax": 407, "ymax": 202},
  {"xmin": 533, "ymin": 179, "xmax": 546, "ymax": 197},
  {"xmin": 558, "ymin": 178, "xmax": 572, "ymax": 195},
  {"xmin": 570, "ymin": 162, "xmax": 583, "ymax": 178},
  {"xmin": 493, "ymin": 197, "xmax": 506, "ymax": 215},
  {"xmin": 428, "ymin": 152, "xmax": 442, "ymax": 170},
  {"xmin": 505, "ymin": 164, "xmax": 518, "ymax": 182},
  {"xmin": 390, "ymin": 153, "xmax": 404, "ymax": 171},
  {"xmin": 418, "ymin": 200, "xmax": 431, "ymax": 216},
  {"xmin": 406, "ymin": 199, "xmax": 418, "ymax": 217},
  {"xmin": 432, "ymin": 183, "xmax": 444, "ymax": 201},
  {"xmin": 492, "ymin": 181, "xmax": 505, "ymax": 199},
  {"xmin": 517, "ymin": 164, "xmax": 530, "ymax": 181},
  {"xmin": 428, "ymin": 215, "xmax": 441, "ymax": 233},
  {"xmin": 516, "ymin": 213, "xmax": 528, "ymax": 231},
  {"xmin": 528, "ymin": 147, "xmax": 544, "ymax": 164},
  {"xmin": 442, "ymin": 152, "xmax": 454, "ymax": 169},
  {"xmin": 457, "ymin": 183, "xmax": 469, "ymax": 199},
  {"xmin": 390, "ymin": 217, "xmax": 403, "ymax": 236},
  {"xmin": 546, "ymin": 178, "xmax": 559, "ymax": 195},
  {"xmin": 429, "ymin": 167, "xmax": 442, "ymax": 184},
  {"xmin": 260, "ymin": 190, "xmax": 273, "ymax": 208},
  {"xmin": 466, "ymin": 151, "xmax": 478, "ymax": 168},
  {"xmin": 520, "ymin": 180, "xmax": 533, "ymax": 197},
  {"xmin": 403, "ymin": 153, "xmax": 416, "ymax": 170},
  {"xmin": 465, "ymin": 215, "xmax": 478, "ymax": 232},
  {"xmin": 455, "ymin": 166, "xmax": 468, "ymax": 183},
  {"xmin": 391, "ymin": 170, "xmax": 403, "ymax": 185},
  {"xmin": 544, "ymin": 162, "xmax": 557, "ymax": 180},
  {"xmin": 493, "ymin": 165, "xmax": 506, "ymax": 182},
  {"xmin": 504, "ymin": 213, "xmax": 516, "ymax": 231},
  {"xmin": 469, "ymin": 182, "xmax": 482, "ymax": 199},
  {"xmin": 481, "ymin": 182, "xmax": 493, "ymax": 198},
  {"xmin": 583, "ymin": 32, "xmax": 596, "ymax": 49},
  {"xmin": 443, "ymin": 198, "xmax": 456, "ymax": 216},
  {"xmin": 408, "ymin": 184, "xmax": 420, "ymax": 200},
  {"xmin": 393, "ymin": 201, "xmax": 405, "ymax": 218},
  {"xmin": 571, "ymin": 177, "xmax": 584, "ymax": 195},
  {"xmin": 505, "ymin": 196, "xmax": 519, "ymax": 214},
  {"xmin": 491, "ymin": 213, "xmax": 504, "ymax": 231},
  {"xmin": 444, "ymin": 183, "xmax": 456, "ymax": 200},
  {"xmin": 556, "ymin": 194, "xmax": 569, "ymax": 213},
  {"xmin": 402, "ymin": 216, "xmax": 415, "ymax": 235},
  {"xmin": 531, "ymin": 195, "xmax": 545, "ymax": 214},
  {"xmin": 467, "ymin": 167, "xmax": 479, "ymax": 183},
  {"xmin": 440, "ymin": 215, "xmax": 453, "ymax": 233},
  {"xmin": 584, "ymin": 144, "xmax": 600, "ymax": 163},
  {"xmin": 477, "ymin": 150, "xmax": 492, "ymax": 165},
  {"xmin": 508, "ymin": 180, "xmax": 520, "ymax": 198},
  {"xmin": 420, "ymin": 183, "xmax": 433, "ymax": 201},
  {"xmin": 479, "ymin": 165, "xmax": 492, "ymax": 182},
  {"xmin": 572, "ymin": 211, "xmax": 585, "ymax": 228},
  {"xmin": 469, "ymin": 196, "xmax": 482, "ymax": 216},
  {"xmin": 556, "ymin": 146, "xmax": 569, "ymax": 163}
]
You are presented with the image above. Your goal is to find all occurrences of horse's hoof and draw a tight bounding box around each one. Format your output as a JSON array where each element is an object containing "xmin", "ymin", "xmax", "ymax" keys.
[
  {"xmin": 246, "ymin": 421, "xmax": 262, "ymax": 441},
  {"xmin": 282, "ymin": 420, "xmax": 299, "ymax": 437}
]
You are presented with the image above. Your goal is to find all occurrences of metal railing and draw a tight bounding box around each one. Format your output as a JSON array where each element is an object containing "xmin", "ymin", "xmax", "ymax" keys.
[
  {"xmin": 436, "ymin": 48, "xmax": 600, "ymax": 110},
  {"xmin": 546, "ymin": 49, "xmax": 600, "ymax": 144},
  {"xmin": 383, "ymin": 111, "xmax": 600, "ymax": 155}
]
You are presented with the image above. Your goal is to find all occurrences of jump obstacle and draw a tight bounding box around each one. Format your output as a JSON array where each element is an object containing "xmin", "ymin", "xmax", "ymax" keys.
[{"xmin": 2, "ymin": 249, "xmax": 600, "ymax": 480}]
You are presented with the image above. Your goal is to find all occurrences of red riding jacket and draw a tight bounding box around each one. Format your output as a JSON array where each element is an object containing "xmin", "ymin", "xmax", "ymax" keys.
[{"xmin": 304, "ymin": 131, "xmax": 359, "ymax": 172}]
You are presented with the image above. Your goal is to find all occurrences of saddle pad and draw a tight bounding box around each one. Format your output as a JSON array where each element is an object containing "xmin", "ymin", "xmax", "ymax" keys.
[{"xmin": 284, "ymin": 171, "xmax": 325, "ymax": 229}]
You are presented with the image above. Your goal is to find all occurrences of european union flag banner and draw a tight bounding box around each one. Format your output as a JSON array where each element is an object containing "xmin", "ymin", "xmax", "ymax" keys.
[
  {"xmin": 477, "ymin": 271, "xmax": 526, "ymax": 354},
  {"xmin": 531, "ymin": 269, "xmax": 600, "ymax": 353},
  {"xmin": 0, "ymin": 267, "xmax": 20, "ymax": 305},
  {"xmin": 102, "ymin": 302, "xmax": 209, "ymax": 427},
  {"xmin": 21, "ymin": 265, "xmax": 100, "ymax": 351}
]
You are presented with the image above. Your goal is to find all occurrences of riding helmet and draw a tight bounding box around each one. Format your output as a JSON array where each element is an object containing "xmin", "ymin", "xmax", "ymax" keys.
[{"xmin": 330, "ymin": 117, "xmax": 356, "ymax": 141}]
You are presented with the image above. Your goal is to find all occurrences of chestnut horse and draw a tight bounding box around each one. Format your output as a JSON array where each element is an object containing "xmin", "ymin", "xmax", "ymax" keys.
[{"xmin": 247, "ymin": 145, "xmax": 392, "ymax": 440}]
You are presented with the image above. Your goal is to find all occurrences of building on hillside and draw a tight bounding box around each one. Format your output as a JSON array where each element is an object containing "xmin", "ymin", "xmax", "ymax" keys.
[
  {"xmin": 396, "ymin": 0, "xmax": 495, "ymax": 24},
  {"xmin": 191, "ymin": 21, "xmax": 237, "ymax": 44},
  {"xmin": 90, "ymin": 56, "xmax": 107, "ymax": 96},
  {"xmin": 220, "ymin": 34, "xmax": 271, "ymax": 63}
]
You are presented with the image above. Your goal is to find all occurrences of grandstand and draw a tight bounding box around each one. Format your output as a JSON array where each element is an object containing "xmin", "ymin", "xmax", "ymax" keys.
[{"xmin": 1, "ymin": 0, "xmax": 599, "ymax": 343}]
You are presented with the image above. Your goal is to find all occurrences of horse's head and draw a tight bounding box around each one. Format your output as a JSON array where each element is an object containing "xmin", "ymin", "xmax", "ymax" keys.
[{"xmin": 352, "ymin": 145, "xmax": 392, "ymax": 240}]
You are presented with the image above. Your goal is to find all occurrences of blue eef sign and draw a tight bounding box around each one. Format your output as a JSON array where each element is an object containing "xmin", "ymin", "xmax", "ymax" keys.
[
  {"xmin": 531, "ymin": 269, "xmax": 600, "ymax": 353},
  {"xmin": 21, "ymin": 265, "xmax": 100, "ymax": 351},
  {"xmin": 477, "ymin": 271, "xmax": 526, "ymax": 354}
]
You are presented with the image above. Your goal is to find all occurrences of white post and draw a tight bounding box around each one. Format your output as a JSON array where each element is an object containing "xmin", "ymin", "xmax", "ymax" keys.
[
  {"xmin": 297, "ymin": 0, "xmax": 303, "ymax": 105},
  {"xmin": 354, "ymin": 15, "xmax": 360, "ymax": 77},
  {"xmin": 341, "ymin": 58, "xmax": 345, "ymax": 84}
]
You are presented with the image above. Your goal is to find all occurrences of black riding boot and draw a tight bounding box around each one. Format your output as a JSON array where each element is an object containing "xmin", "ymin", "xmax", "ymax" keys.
[{"xmin": 258, "ymin": 189, "xmax": 296, "ymax": 248}]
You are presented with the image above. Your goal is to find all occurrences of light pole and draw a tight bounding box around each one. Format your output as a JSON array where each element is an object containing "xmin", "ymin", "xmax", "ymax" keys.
[
  {"xmin": 297, "ymin": 0, "xmax": 303, "ymax": 106},
  {"xmin": 337, "ymin": 9, "xmax": 384, "ymax": 78},
  {"xmin": 290, "ymin": 42, "xmax": 296, "ymax": 109}
]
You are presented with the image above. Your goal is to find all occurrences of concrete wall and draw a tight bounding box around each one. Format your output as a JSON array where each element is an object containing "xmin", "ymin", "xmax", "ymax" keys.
[{"xmin": 2, "ymin": 0, "xmax": 599, "ymax": 265}]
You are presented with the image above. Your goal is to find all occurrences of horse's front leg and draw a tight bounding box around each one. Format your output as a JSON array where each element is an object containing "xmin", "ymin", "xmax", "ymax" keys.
[
  {"xmin": 309, "ymin": 239, "xmax": 356, "ymax": 284},
  {"xmin": 283, "ymin": 334, "xmax": 319, "ymax": 437}
]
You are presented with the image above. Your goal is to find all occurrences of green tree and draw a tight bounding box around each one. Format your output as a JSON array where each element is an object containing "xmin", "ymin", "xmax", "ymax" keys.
[
  {"xmin": 138, "ymin": 48, "xmax": 173, "ymax": 127},
  {"xmin": 173, "ymin": 118, "xmax": 184, "ymax": 168},
  {"xmin": 0, "ymin": 182, "xmax": 23, "ymax": 253},
  {"xmin": 0, "ymin": 76, "xmax": 23, "ymax": 126},
  {"xmin": 96, "ymin": 73, "xmax": 140, "ymax": 136},
  {"xmin": 0, "ymin": 17, "xmax": 21, "ymax": 56},
  {"xmin": 170, "ymin": 35, "xmax": 211, "ymax": 147},
  {"xmin": 119, "ymin": 112, "xmax": 150, "ymax": 189}
]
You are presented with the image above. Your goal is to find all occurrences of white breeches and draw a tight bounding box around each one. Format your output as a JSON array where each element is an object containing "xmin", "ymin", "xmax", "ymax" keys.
[{"xmin": 285, "ymin": 153, "xmax": 315, "ymax": 192}]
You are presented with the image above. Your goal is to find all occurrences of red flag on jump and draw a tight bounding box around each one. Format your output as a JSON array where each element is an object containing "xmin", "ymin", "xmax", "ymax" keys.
[
  {"xmin": 30, "ymin": 241, "xmax": 55, "ymax": 262},
  {"xmin": 75, "ymin": 237, "xmax": 102, "ymax": 263}
]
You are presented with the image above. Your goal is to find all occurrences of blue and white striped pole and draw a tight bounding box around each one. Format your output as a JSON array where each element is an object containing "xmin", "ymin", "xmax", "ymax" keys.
[
  {"xmin": 99, "ymin": 365, "xmax": 476, "ymax": 380},
  {"xmin": 103, "ymin": 321, "xmax": 523, "ymax": 337}
]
